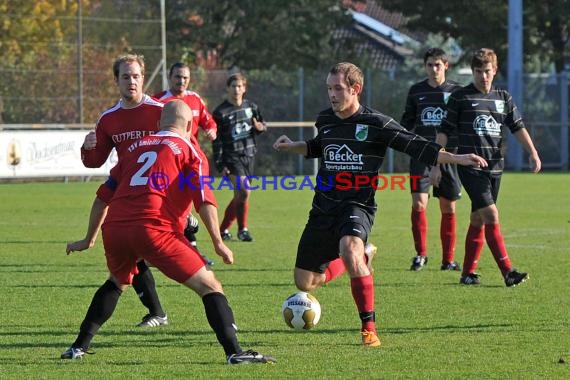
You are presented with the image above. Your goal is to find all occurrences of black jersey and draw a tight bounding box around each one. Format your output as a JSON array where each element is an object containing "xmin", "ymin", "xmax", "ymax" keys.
[
  {"xmin": 212, "ymin": 99, "xmax": 264, "ymax": 168},
  {"xmin": 440, "ymin": 83, "xmax": 524, "ymax": 173},
  {"xmin": 306, "ymin": 105, "xmax": 441, "ymax": 215},
  {"xmin": 400, "ymin": 79, "xmax": 461, "ymax": 148}
]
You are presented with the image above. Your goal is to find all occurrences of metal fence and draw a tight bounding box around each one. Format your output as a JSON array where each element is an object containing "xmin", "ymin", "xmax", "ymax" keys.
[{"xmin": 1, "ymin": 68, "xmax": 568, "ymax": 175}]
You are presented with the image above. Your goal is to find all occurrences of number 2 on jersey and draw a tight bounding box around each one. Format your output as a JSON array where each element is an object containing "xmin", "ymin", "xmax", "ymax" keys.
[{"xmin": 130, "ymin": 151, "xmax": 157, "ymax": 186}]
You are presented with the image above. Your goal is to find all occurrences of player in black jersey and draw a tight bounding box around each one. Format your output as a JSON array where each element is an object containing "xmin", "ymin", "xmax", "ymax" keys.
[
  {"xmin": 433, "ymin": 48, "xmax": 541, "ymax": 287},
  {"xmin": 401, "ymin": 48, "xmax": 463, "ymax": 272},
  {"xmin": 274, "ymin": 62, "xmax": 487, "ymax": 347},
  {"xmin": 212, "ymin": 73, "xmax": 266, "ymax": 242}
]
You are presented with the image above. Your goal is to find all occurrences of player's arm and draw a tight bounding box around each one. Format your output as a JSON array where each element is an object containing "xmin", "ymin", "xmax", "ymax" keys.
[
  {"xmin": 66, "ymin": 173, "xmax": 118, "ymax": 255},
  {"xmin": 513, "ymin": 128, "xmax": 541, "ymax": 173},
  {"xmin": 429, "ymin": 132, "xmax": 449, "ymax": 186},
  {"xmin": 198, "ymin": 100, "xmax": 218, "ymax": 141},
  {"xmin": 80, "ymin": 127, "xmax": 114, "ymax": 168},
  {"xmin": 197, "ymin": 202, "xmax": 234, "ymax": 265},
  {"xmin": 436, "ymin": 150, "xmax": 487, "ymax": 167},
  {"xmin": 66, "ymin": 197, "xmax": 108, "ymax": 254},
  {"xmin": 273, "ymin": 135, "xmax": 308, "ymax": 155},
  {"xmin": 400, "ymin": 89, "xmax": 416, "ymax": 131},
  {"xmin": 252, "ymin": 104, "xmax": 267, "ymax": 134}
]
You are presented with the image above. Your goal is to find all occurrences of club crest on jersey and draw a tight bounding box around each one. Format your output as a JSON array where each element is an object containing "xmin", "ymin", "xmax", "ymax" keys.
[
  {"xmin": 443, "ymin": 92, "xmax": 451, "ymax": 104},
  {"xmin": 355, "ymin": 124, "xmax": 368, "ymax": 141},
  {"xmin": 245, "ymin": 107, "xmax": 253, "ymax": 118},
  {"xmin": 494, "ymin": 100, "xmax": 505, "ymax": 113}
]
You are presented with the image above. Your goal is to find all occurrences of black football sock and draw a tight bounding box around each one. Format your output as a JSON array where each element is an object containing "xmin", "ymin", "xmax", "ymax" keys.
[
  {"xmin": 73, "ymin": 280, "xmax": 122, "ymax": 349},
  {"xmin": 132, "ymin": 261, "xmax": 166, "ymax": 317},
  {"xmin": 202, "ymin": 292, "xmax": 241, "ymax": 356}
]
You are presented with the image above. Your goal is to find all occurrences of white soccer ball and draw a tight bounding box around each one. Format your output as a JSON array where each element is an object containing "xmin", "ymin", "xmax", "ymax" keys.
[{"xmin": 282, "ymin": 291, "xmax": 321, "ymax": 330}]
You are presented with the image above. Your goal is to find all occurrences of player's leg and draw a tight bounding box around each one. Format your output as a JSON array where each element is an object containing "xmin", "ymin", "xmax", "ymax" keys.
[
  {"xmin": 294, "ymin": 225, "xmax": 340, "ymax": 291},
  {"xmin": 409, "ymin": 160, "xmax": 430, "ymax": 271},
  {"xmin": 457, "ymin": 168, "xmax": 489, "ymax": 285},
  {"xmin": 62, "ymin": 226, "xmax": 136, "ymax": 359},
  {"xmin": 184, "ymin": 213, "xmax": 214, "ymax": 266},
  {"xmin": 337, "ymin": 208, "xmax": 380, "ymax": 346},
  {"xmin": 438, "ymin": 197, "xmax": 459, "ymax": 270},
  {"xmin": 476, "ymin": 174, "xmax": 528, "ymax": 286},
  {"xmin": 61, "ymin": 277, "xmax": 127, "ymax": 359},
  {"xmin": 147, "ymin": 232, "xmax": 274, "ymax": 364},
  {"xmin": 235, "ymin": 156, "xmax": 254, "ymax": 242},
  {"xmin": 131, "ymin": 260, "xmax": 168, "ymax": 327},
  {"xmin": 436, "ymin": 163, "xmax": 462, "ymax": 270}
]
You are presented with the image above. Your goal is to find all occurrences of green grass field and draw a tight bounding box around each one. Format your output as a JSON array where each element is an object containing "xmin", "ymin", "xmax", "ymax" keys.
[{"xmin": 0, "ymin": 173, "xmax": 569, "ymax": 379}]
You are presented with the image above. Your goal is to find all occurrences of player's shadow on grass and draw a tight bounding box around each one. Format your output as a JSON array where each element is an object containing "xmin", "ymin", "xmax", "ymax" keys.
[
  {"xmin": 0, "ymin": 240, "xmax": 67, "ymax": 244},
  {"xmin": 385, "ymin": 323, "xmax": 514, "ymax": 334}
]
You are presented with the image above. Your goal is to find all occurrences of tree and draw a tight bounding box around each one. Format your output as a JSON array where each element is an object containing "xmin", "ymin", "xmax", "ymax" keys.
[
  {"xmin": 0, "ymin": 0, "xmax": 83, "ymax": 122},
  {"xmin": 164, "ymin": 0, "xmax": 363, "ymax": 71},
  {"xmin": 379, "ymin": 0, "xmax": 569, "ymax": 73}
]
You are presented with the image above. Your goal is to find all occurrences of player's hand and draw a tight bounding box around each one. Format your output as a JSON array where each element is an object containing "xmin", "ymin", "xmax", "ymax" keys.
[
  {"xmin": 429, "ymin": 166, "xmax": 442, "ymax": 187},
  {"xmin": 273, "ymin": 135, "xmax": 293, "ymax": 151},
  {"xmin": 204, "ymin": 129, "xmax": 217, "ymax": 141},
  {"xmin": 213, "ymin": 241, "xmax": 234, "ymax": 264},
  {"xmin": 456, "ymin": 153, "xmax": 488, "ymax": 168},
  {"xmin": 252, "ymin": 117, "xmax": 266, "ymax": 132},
  {"xmin": 529, "ymin": 153, "xmax": 541, "ymax": 173},
  {"xmin": 82, "ymin": 131, "xmax": 97, "ymax": 150},
  {"xmin": 66, "ymin": 239, "xmax": 94, "ymax": 255}
]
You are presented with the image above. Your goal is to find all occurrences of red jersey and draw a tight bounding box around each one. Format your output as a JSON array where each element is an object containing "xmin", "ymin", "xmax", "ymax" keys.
[
  {"xmin": 81, "ymin": 94, "xmax": 164, "ymax": 168},
  {"xmin": 153, "ymin": 90, "xmax": 217, "ymax": 145},
  {"xmin": 98, "ymin": 131, "xmax": 216, "ymax": 233}
]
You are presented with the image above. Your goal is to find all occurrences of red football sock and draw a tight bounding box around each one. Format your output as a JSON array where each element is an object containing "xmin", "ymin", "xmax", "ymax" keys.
[
  {"xmin": 324, "ymin": 258, "xmax": 346, "ymax": 283},
  {"xmin": 440, "ymin": 213, "xmax": 456, "ymax": 264},
  {"xmin": 411, "ymin": 208, "xmax": 427, "ymax": 256},
  {"xmin": 463, "ymin": 224, "xmax": 485, "ymax": 275},
  {"xmin": 350, "ymin": 275, "xmax": 375, "ymax": 332},
  {"xmin": 485, "ymin": 223, "xmax": 512, "ymax": 276},
  {"xmin": 237, "ymin": 201, "xmax": 249, "ymax": 231},
  {"xmin": 220, "ymin": 199, "xmax": 236, "ymax": 232}
]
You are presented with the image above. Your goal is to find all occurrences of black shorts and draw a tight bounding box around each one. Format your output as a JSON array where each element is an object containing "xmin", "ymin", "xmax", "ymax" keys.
[
  {"xmin": 295, "ymin": 205, "xmax": 374, "ymax": 273},
  {"xmin": 409, "ymin": 159, "xmax": 462, "ymax": 201},
  {"xmin": 224, "ymin": 155, "xmax": 255, "ymax": 177},
  {"xmin": 458, "ymin": 167, "xmax": 502, "ymax": 212}
]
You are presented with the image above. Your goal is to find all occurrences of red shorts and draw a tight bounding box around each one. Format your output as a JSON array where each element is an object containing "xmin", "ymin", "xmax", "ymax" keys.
[{"xmin": 102, "ymin": 224, "xmax": 207, "ymax": 285}]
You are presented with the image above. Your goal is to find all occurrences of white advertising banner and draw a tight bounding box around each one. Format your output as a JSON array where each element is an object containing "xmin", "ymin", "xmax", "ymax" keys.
[{"xmin": 0, "ymin": 130, "xmax": 117, "ymax": 178}]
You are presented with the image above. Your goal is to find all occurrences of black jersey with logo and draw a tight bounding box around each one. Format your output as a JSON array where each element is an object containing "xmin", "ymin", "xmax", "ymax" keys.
[
  {"xmin": 306, "ymin": 105, "xmax": 441, "ymax": 215},
  {"xmin": 400, "ymin": 79, "xmax": 462, "ymax": 148},
  {"xmin": 440, "ymin": 83, "xmax": 524, "ymax": 173},
  {"xmin": 212, "ymin": 99, "xmax": 264, "ymax": 166}
]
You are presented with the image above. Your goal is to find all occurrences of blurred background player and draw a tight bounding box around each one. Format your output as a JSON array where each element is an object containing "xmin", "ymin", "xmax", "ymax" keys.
[
  {"xmin": 153, "ymin": 62, "xmax": 217, "ymax": 263},
  {"xmin": 432, "ymin": 48, "xmax": 541, "ymax": 287},
  {"xmin": 400, "ymin": 48, "xmax": 463, "ymax": 271},
  {"xmin": 61, "ymin": 100, "xmax": 275, "ymax": 365},
  {"xmin": 212, "ymin": 73, "xmax": 266, "ymax": 242},
  {"xmin": 73, "ymin": 54, "xmax": 168, "ymax": 328},
  {"xmin": 273, "ymin": 62, "xmax": 488, "ymax": 347}
]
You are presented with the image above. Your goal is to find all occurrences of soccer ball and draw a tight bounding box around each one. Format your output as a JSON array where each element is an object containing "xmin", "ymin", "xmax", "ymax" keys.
[{"xmin": 282, "ymin": 291, "xmax": 321, "ymax": 330}]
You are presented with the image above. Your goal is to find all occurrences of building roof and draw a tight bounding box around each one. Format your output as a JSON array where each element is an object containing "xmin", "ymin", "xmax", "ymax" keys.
[{"xmin": 341, "ymin": 1, "xmax": 420, "ymax": 70}]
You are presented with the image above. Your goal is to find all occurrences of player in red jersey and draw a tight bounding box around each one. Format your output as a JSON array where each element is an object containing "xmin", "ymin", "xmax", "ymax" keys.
[
  {"xmin": 70, "ymin": 54, "xmax": 168, "ymax": 328},
  {"xmin": 433, "ymin": 48, "xmax": 541, "ymax": 287},
  {"xmin": 153, "ymin": 62, "xmax": 217, "ymax": 251},
  {"xmin": 153, "ymin": 62, "xmax": 217, "ymax": 147},
  {"xmin": 61, "ymin": 100, "xmax": 276, "ymax": 364}
]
